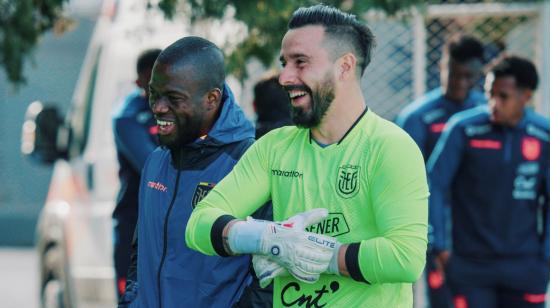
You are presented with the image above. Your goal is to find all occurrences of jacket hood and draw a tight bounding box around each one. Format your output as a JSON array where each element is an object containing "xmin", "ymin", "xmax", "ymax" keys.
[{"xmin": 197, "ymin": 83, "xmax": 254, "ymax": 146}]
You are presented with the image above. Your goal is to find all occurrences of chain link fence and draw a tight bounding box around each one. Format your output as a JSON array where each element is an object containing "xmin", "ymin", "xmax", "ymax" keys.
[{"xmin": 361, "ymin": 1, "xmax": 550, "ymax": 121}]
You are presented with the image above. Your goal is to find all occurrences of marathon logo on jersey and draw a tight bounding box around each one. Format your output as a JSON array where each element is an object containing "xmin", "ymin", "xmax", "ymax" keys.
[
  {"xmin": 521, "ymin": 137, "xmax": 541, "ymax": 161},
  {"xmin": 469, "ymin": 139, "xmax": 502, "ymax": 150},
  {"xmin": 336, "ymin": 164, "xmax": 360, "ymax": 199},
  {"xmin": 271, "ymin": 169, "xmax": 303, "ymax": 179},
  {"xmin": 192, "ymin": 182, "xmax": 216, "ymax": 208},
  {"xmin": 147, "ymin": 181, "xmax": 167, "ymax": 193},
  {"xmin": 430, "ymin": 123, "xmax": 446, "ymax": 133},
  {"xmin": 305, "ymin": 213, "xmax": 350, "ymax": 237}
]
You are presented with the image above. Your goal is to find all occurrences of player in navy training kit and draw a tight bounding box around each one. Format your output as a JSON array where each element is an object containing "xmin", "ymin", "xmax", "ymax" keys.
[
  {"xmin": 396, "ymin": 34, "xmax": 485, "ymax": 308},
  {"xmin": 428, "ymin": 56, "xmax": 550, "ymax": 308},
  {"xmin": 112, "ymin": 49, "xmax": 160, "ymax": 298}
]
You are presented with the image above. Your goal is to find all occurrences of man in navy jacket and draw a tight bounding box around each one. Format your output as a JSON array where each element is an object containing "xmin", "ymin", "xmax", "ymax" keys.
[
  {"xmin": 428, "ymin": 56, "xmax": 550, "ymax": 308},
  {"xmin": 396, "ymin": 34, "xmax": 485, "ymax": 308},
  {"xmin": 119, "ymin": 37, "xmax": 257, "ymax": 307},
  {"xmin": 112, "ymin": 49, "xmax": 160, "ymax": 298}
]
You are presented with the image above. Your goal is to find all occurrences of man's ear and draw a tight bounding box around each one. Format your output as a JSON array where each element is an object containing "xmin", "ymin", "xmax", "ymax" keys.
[
  {"xmin": 519, "ymin": 88, "xmax": 533, "ymax": 107},
  {"xmin": 337, "ymin": 53, "xmax": 357, "ymax": 81},
  {"xmin": 205, "ymin": 88, "xmax": 222, "ymax": 111}
]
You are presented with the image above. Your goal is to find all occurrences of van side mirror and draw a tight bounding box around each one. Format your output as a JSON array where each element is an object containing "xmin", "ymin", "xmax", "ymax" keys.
[{"xmin": 21, "ymin": 101, "xmax": 68, "ymax": 164}]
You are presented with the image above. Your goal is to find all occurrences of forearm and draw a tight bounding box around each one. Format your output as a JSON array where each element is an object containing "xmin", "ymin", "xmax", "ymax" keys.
[
  {"xmin": 352, "ymin": 234, "xmax": 427, "ymax": 284},
  {"xmin": 186, "ymin": 205, "xmax": 237, "ymax": 256}
]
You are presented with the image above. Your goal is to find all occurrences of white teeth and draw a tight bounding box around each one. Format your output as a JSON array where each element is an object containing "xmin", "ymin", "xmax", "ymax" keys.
[
  {"xmin": 157, "ymin": 120, "xmax": 174, "ymax": 126},
  {"xmin": 289, "ymin": 91, "xmax": 307, "ymax": 99}
]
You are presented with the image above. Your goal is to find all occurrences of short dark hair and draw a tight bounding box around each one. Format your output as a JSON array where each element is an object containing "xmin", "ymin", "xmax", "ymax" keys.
[
  {"xmin": 288, "ymin": 4, "xmax": 376, "ymax": 77},
  {"xmin": 443, "ymin": 34, "xmax": 484, "ymax": 63},
  {"xmin": 487, "ymin": 55, "xmax": 538, "ymax": 90},
  {"xmin": 254, "ymin": 73, "xmax": 290, "ymax": 122},
  {"xmin": 136, "ymin": 48, "xmax": 162, "ymax": 75},
  {"xmin": 157, "ymin": 36, "xmax": 225, "ymax": 93}
]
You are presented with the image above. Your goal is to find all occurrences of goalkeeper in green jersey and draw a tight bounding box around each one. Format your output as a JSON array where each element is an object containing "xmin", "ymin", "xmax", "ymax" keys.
[{"xmin": 186, "ymin": 4, "xmax": 429, "ymax": 307}]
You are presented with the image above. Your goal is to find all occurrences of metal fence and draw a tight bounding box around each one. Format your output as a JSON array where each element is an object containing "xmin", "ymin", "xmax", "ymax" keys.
[{"xmin": 361, "ymin": 1, "xmax": 550, "ymax": 121}]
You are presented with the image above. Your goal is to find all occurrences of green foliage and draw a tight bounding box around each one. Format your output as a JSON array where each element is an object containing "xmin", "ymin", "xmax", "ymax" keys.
[
  {"xmin": 158, "ymin": 0, "xmax": 423, "ymax": 80},
  {"xmin": 0, "ymin": 0, "xmax": 543, "ymax": 86},
  {"xmin": 0, "ymin": 0, "xmax": 69, "ymax": 85}
]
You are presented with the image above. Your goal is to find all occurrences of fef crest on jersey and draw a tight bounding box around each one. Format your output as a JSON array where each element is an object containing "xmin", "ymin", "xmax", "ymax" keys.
[
  {"xmin": 521, "ymin": 137, "xmax": 541, "ymax": 161},
  {"xmin": 192, "ymin": 182, "xmax": 216, "ymax": 208},
  {"xmin": 336, "ymin": 165, "xmax": 360, "ymax": 199}
]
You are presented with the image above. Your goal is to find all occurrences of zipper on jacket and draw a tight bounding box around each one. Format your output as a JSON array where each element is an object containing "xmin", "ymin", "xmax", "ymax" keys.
[
  {"xmin": 504, "ymin": 129, "xmax": 512, "ymax": 162},
  {"xmin": 157, "ymin": 169, "xmax": 181, "ymax": 308}
]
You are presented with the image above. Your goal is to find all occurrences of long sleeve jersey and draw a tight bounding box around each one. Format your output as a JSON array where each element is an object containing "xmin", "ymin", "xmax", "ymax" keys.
[
  {"xmin": 428, "ymin": 106, "xmax": 550, "ymax": 260},
  {"xmin": 396, "ymin": 88, "xmax": 485, "ymax": 161},
  {"xmin": 186, "ymin": 109, "xmax": 429, "ymax": 307}
]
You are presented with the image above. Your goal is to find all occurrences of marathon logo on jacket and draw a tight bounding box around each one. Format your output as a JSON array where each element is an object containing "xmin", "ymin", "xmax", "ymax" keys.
[
  {"xmin": 521, "ymin": 137, "xmax": 541, "ymax": 161},
  {"xmin": 422, "ymin": 108, "xmax": 445, "ymax": 124},
  {"xmin": 147, "ymin": 181, "xmax": 167, "ymax": 193},
  {"xmin": 192, "ymin": 182, "xmax": 216, "ymax": 208},
  {"xmin": 336, "ymin": 164, "xmax": 360, "ymax": 199},
  {"xmin": 465, "ymin": 124, "xmax": 492, "ymax": 137}
]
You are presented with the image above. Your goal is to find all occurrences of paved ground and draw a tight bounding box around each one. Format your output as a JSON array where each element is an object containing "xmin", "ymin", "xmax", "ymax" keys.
[{"xmin": 0, "ymin": 248, "xmax": 39, "ymax": 308}]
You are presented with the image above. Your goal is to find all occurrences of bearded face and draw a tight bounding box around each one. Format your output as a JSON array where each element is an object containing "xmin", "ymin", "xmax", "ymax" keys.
[{"xmin": 285, "ymin": 70, "xmax": 335, "ymax": 128}]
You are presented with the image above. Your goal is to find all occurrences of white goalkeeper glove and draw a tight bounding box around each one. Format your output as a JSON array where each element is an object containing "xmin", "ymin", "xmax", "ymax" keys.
[
  {"xmin": 228, "ymin": 208, "xmax": 341, "ymax": 284},
  {"xmin": 253, "ymin": 208, "xmax": 330, "ymax": 287}
]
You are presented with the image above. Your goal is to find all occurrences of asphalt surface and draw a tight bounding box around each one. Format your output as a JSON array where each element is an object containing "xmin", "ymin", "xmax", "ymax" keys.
[{"xmin": 0, "ymin": 248, "xmax": 39, "ymax": 308}]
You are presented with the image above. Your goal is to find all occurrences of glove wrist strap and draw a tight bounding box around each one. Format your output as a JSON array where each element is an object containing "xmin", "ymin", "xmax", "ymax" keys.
[
  {"xmin": 227, "ymin": 219, "xmax": 266, "ymax": 254},
  {"xmin": 327, "ymin": 242, "xmax": 342, "ymax": 275}
]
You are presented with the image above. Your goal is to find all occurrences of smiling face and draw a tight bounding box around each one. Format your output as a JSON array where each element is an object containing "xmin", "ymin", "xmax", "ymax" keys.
[
  {"xmin": 148, "ymin": 62, "xmax": 209, "ymax": 150},
  {"xmin": 279, "ymin": 25, "xmax": 336, "ymax": 128}
]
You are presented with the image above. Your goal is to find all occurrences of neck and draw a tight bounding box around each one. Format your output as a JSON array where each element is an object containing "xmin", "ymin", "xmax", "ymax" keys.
[
  {"xmin": 311, "ymin": 83, "xmax": 366, "ymax": 144},
  {"xmin": 200, "ymin": 101, "xmax": 223, "ymax": 137},
  {"xmin": 443, "ymin": 90, "xmax": 466, "ymax": 105}
]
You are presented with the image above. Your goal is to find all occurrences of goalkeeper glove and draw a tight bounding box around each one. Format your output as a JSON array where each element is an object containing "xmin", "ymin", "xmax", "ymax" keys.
[
  {"xmin": 228, "ymin": 209, "xmax": 340, "ymax": 283},
  {"xmin": 253, "ymin": 208, "xmax": 330, "ymax": 287}
]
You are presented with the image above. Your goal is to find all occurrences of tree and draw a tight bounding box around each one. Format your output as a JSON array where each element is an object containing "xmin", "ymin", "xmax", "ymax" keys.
[
  {"xmin": 158, "ymin": 0, "xmax": 423, "ymax": 80},
  {"xmin": 0, "ymin": 0, "xmax": 421, "ymax": 85},
  {"xmin": 0, "ymin": 0, "xmax": 71, "ymax": 85}
]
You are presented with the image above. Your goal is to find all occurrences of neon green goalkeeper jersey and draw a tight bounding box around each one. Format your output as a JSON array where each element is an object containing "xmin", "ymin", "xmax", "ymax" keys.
[{"xmin": 186, "ymin": 109, "xmax": 429, "ymax": 307}]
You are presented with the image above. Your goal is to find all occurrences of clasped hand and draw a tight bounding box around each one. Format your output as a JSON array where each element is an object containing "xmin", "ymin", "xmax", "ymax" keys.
[{"xmin": 228, "ymin": 208, "xmax": 340, "ymax": 287}]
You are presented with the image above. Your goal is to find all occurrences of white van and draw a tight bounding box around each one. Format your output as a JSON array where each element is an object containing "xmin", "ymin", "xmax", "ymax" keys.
[{"xmin": 21, "ymin": 1, "xmax": 193, "ymax": 306}]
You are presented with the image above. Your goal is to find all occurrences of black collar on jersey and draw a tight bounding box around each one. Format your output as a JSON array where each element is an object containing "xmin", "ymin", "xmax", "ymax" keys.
[{"xmin": 309, "ymin": 107, "xmax": 368, "ymax": 146}]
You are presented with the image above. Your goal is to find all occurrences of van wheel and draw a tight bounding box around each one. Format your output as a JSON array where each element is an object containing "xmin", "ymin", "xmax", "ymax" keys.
[{"xmin": 41, "ymin": 248, "xmax": 66, "ymax": 308}]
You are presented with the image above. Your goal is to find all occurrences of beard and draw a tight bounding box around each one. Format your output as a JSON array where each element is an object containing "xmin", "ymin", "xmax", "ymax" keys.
[
  {"xmin": 159, "ymin": 114, "xmax": 204, "ymax": 152},
  {"xmin": 288, "ymin": 72, "xmax": 335, "ymax": 128}
]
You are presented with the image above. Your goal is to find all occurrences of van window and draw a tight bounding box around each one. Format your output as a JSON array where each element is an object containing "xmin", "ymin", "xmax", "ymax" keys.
[
  {"xmin": 79, "ymin": 50, "xmax": 100, "ymax": 153},
  {"xmin": 67, "ymin": 48, "xmax": 101, "ymax": 157}
]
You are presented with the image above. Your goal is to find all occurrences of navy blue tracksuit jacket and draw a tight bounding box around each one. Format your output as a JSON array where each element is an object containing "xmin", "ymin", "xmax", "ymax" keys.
[
  {"xmin": 428, "ymin": 105, "xmax": 550, "ymax": 260},
  {"xmin": 396, "ymin": 88, "xmax": 486, "ymax": 161},
  {"xmin": 125, "ymin": 84, "xmax": 256, "ymax": 307}
]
